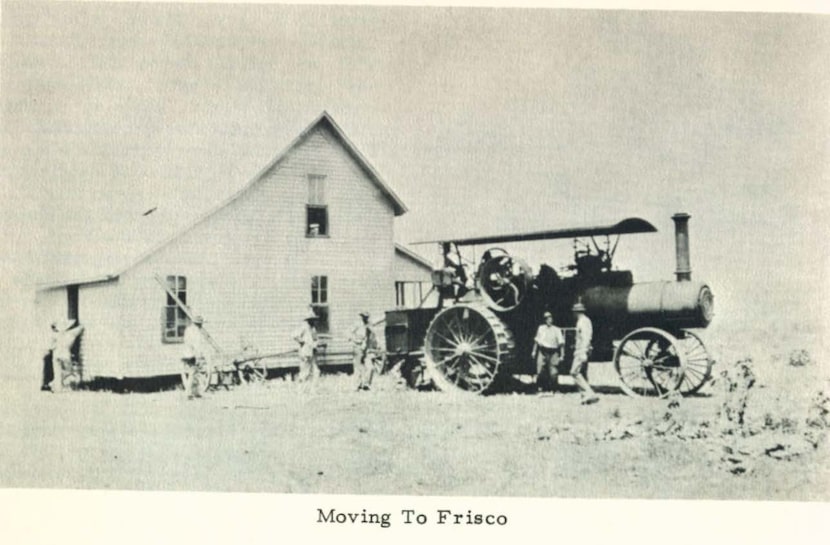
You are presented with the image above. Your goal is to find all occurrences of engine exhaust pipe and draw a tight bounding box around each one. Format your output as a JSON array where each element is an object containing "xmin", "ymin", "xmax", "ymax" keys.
[{"xmin": 672, "ymin": 213, "xmax": 692, "ymax": 281}]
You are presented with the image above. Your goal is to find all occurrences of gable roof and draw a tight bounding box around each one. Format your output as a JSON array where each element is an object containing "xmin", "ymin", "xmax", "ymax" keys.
[
  {"xmin": 394, "ymin": 243, "xmax": 433, "ymax": 271},
  {"xmin": 315, "ymin": 112, "xmax": 407, "ymax": 217},
  {"xmin": 38, "ymin": 112, "xmax": 409, "ymax": 290}
]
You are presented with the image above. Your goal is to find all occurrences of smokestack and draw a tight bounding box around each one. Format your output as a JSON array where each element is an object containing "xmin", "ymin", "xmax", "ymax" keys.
[{"xmin": 672, "ymin": 213, "xmax": 692, "ymax": 281}]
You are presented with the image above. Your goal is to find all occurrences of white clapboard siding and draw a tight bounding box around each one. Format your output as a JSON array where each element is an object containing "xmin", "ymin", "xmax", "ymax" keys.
[
  {"xmin": 35, "ymin": 283, "xmax": 121, "ymax": 379},
  {"xmin": 109, "ymin": 122, "xmax": 400, "ymax": 376},
  {"xmin": 76, "ymin": 280, "xmax": 123, "ymax": 378}
]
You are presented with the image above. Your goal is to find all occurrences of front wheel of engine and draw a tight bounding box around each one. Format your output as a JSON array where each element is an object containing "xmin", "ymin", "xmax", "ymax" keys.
[{"xmin": 614, "ymin": 327, "xmax": 686, "ymax": 398}]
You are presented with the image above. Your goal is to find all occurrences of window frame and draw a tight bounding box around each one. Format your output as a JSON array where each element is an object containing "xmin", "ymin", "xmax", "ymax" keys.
[
  {"xmin": 395, "ymin": 280, "xmax": 428, "ymax": 308},
  {"xmin": 162, "ymin": 275, "xmax": 188, "ymax": 343},
  {"xmin": 310, "ymin": 274, "xmax": 330, "ymax": 334}
]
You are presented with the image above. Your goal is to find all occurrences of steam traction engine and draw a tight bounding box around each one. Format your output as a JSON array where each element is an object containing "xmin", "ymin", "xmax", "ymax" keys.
[{"xmin": 385, "ymin": 213, "xmax": 715, "ymax": 397}]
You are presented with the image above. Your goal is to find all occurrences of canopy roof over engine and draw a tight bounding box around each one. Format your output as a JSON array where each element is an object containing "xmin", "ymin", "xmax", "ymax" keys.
[{"xmin": 413, "ymin": 217, "xmax": 658, "ymax": 247}]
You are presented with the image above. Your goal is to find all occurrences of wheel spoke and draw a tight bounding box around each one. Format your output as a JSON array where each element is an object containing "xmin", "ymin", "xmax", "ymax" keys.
[
  {"xmin": 679, "ymin": 375, "xmax": 704, "ymax": 393},
  {"xmin": 443, "ymin": 317, "xmax": 465, "ymax": 346},
  {"xmin": 650, "ymin": 371, "xmax": 673, "ymax": 396},
  {"xmin": 620, "ymin": 354, "xmax": 646, "ymax": 366},
  {"xmin": 467, "ymin": 355, "xmax": 496, "ymax": 378},
  {"xmin": 470, "ymin": 352, "xmax": 500, "ymax": 364},
  {"xmin": 628, "ymin": 340, "xmax": 648, "ymax": 358},
  {"xmin": 620, "ymin": 370, "xmax": 645, "ymax": 385},
  {"xmin": 457, "ymin": 311, "xmax": 476, "ymax": 334},
  {"xmin": 681, "ymin": 374, "xmax": 697, "ymax": 391},
  {"xmin": 450, "ymin": 365, "xmax": 463, "ymax": 385},
  {"xmin": 653, "ymin": 370, "xmax": 676, "ymax": 385},
  {"xmin": 683, "ymin": 365, "xmax": 706, "ymax": 379},
  {"xmin": 432, "ymin": 331, "xmax": 459, "ymax": 349},
  {"xmin": 650, "ymin": 345, "xmax": 672, "ymax": 361},
  {"xmin": 685, "ymin": 344, "xmax": 707, "ymax": 358},
  {"xmin": 434, "ymin": 355, "xmax": 458, "ymax": 370},
  {"xmin": 618, "ymin": 363, "xmax": 646, "ymax": 377},
  {"xmin": 620, "ymin": 347, "xmax": 645, "ymax": 361},
  {"xmin": 469, "ymin": 342, "xmax": 498, "ymax": 355},
  {"xmin": 468, "ymin": 328, "xmax": 493, "ymax": 348},
  {"xmin": 684, "ymin": 357, "xmax": 711, "ymax": 367},
  {"xmin": 652, "ymin": 352, "xmax": 678, "ymax": 365}
]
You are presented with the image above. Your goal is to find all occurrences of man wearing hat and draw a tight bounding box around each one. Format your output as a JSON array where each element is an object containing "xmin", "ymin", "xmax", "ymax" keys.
[
  {"xmin": 52, "ymin": 319, "xmax": 84, "ymax": 392},
  {"xmin": 531, "ymin": 311, "xmax": 565, "ymax": 393},
  {"xmin": 41, "ymin": 322, "xmax": 59, "ymax": 392},
  {"xmin": 293, "ymin": 310, "xmax": 321, "ymax": 386},
  {"xmin": 571, "ymin": 302, "xmax": 599, "ymax": 405},
  {"xmin": 182, "ymin": 315, "xmax": 208, "ymax": 399},
  {"xmin": 350, "ymin": 311, "xmax": 379, "ymax": 391}
]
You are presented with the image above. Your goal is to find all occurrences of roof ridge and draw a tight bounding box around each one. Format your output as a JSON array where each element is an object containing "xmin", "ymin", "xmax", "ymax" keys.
[{"xmin": 38, "ymin": 112, "xmax": 409, "ymax": 289}]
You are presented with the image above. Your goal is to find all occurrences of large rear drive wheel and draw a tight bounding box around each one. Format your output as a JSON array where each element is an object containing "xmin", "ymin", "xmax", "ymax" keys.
[{"xmin": 424, "ymin": 304, "xmax": 514, "ymax": 394}]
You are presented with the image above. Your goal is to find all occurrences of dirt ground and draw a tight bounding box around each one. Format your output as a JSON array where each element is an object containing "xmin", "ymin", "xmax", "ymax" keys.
[{"xmin": 2, "ymin": 325, "xmax": 828, "ymax": 500}]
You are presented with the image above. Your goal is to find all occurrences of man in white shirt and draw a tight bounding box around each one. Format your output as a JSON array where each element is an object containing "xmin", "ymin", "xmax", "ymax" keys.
[
  {"xmin": 52, "ymin": 319, "xmax": 84, "ymax": 392},
  {"xmin": 182, "ymin": 315, "xmax": 208, "ymax": 399},
  {"xmin": 571, "ymin": 303, "xmax": 599, "ymax": 405},
  {"xmin": 293, "ymin": 311, "xmax": 321, "ymax": 387},
  {"xmin": 531, "ymin": 311, "xmax": 564, "ymax": 393}
]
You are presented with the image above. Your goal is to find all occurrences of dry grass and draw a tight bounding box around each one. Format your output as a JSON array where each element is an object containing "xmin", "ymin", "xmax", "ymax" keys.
[{"xmin": 1, "ymin": 316, "xmax": 827, "ymax": 500}]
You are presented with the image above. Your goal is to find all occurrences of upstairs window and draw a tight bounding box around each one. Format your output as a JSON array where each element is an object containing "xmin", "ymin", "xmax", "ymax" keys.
[
  {"xmin": 307, "ymin": 174, "xmax": 328, "ymax": 237},
  {"xmin": 311, "ymin": 275, "xmax": 330, "ymax": 334},
  {"xmin": 162, "ymin": 275, "xmax": 188, "ymax": 343}
]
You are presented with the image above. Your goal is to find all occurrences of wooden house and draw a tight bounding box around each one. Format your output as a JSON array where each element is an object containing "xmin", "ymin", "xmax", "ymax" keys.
[{"xmin": 35, "ymin": 112, "xmax": 433, "ymax": 379}]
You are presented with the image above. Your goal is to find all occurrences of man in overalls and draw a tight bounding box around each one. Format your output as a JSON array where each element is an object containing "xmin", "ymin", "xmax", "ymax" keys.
[
  {"xmin": 293, "ymin": 311, "xmax": 321, "ymax": 388},
  {"xmin": 350, "ymin": 311, "xmax": 379, "ymax": 391},
  {"xmin": 182, "ymin": 315, "xmax": 208, "ymax": 400}
]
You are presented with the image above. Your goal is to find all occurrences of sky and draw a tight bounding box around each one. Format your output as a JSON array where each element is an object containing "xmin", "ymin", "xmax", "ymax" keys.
[{"xmin": 1, "ymin": 2, "xmax": 829, "ymax": 367}]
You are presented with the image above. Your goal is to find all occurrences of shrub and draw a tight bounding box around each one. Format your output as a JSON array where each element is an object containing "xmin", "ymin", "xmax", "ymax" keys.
[{"xmin": 788, "ymin": 349, "xmax": 812, "ymax": 367}]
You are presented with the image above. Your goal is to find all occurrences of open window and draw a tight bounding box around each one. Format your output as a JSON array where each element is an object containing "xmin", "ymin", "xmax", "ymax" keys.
[{"xmin": 306, "ymin": 174, "xmax": 328, "ymax": 237}]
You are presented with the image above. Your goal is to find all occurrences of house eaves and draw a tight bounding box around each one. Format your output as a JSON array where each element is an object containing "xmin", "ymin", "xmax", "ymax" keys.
[
  {"xmin": 36, "ymin": 274, "xmax": 118, "ymax": 291},
  {"xmin": 395, "ymin": 243, "xmax": 433, "ymax": 271}
]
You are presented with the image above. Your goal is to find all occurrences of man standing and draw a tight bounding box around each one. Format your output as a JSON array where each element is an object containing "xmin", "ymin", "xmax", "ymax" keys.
[
  {"xmin": 571, "ymin": 303, "xmax": 599, "ymax": 405},
  {"xmin": 41, "ymin": 322, "xmax": 58, "ymax": 392},
  {"xmin": 293, "ymin": 310, "xmax": 321, "ymax": 387},
  {"xmin": 531, "ymin": 311, "xmax": 564, "ymax": 393},
  {"xmin": 52, "ymin": 319, "xmax": 84, "ymax": 392},
  {"xmin": 350, "ymin": 311, "xmax": 379, "ymax": 391},
  {"xmin": 182, "ymin": 315, "xmax": 208, "ymax": 400}
]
